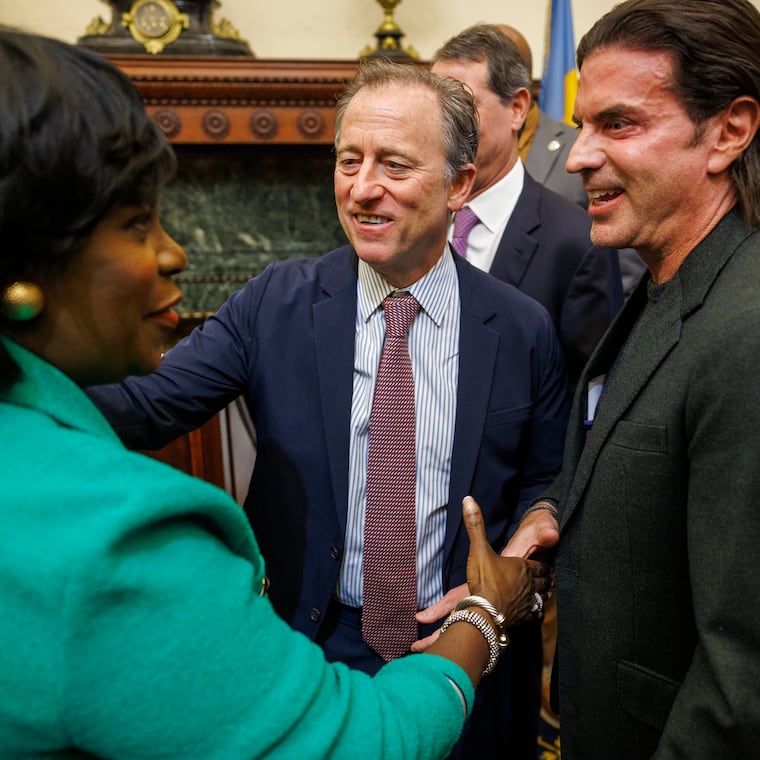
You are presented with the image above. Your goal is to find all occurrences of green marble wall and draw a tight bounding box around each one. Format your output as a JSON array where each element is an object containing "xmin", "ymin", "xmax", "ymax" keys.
[{"xmin": 161, "ymin": 143, "xmax": 348, "ymax": 317}]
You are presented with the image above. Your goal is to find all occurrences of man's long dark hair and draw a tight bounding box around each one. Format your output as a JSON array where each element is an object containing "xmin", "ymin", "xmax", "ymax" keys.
[{"xmin": 577, "ymin": 0, "xmax": 760, "ymax": 228}]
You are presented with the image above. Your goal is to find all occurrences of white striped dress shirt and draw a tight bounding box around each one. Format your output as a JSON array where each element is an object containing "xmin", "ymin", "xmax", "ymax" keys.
[{"xmin": 337, "ymin": 249, "xmax": 460, "ymax": 609}]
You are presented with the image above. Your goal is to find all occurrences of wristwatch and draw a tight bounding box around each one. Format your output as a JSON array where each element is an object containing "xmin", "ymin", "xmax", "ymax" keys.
[{"xmin": 122, "ymin": 0, "xmax": 189, "ymax": 54}]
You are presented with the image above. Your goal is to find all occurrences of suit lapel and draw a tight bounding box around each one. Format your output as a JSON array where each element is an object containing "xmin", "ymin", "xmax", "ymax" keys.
[
  {"xmin": 444, "ymin": 257, "xmax": 500, "ymax": 557},
  {"xmin": 525, "ymin": 118, "xmax": 565, "ymax": 184},
  {"xmin": 489, "ymin": 173, "xmax": 541, "ymax": 287},
  {"xmin": 313, "ymin": 249, "xmax": 359, "ymax": 535}
]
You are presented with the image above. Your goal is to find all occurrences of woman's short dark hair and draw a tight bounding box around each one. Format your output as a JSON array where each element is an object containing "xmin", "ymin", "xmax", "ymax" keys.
[
  {"xmin": 576, "ymin": 0, "xmax": 760, "ymax": 228},
  {"xmin": 0, "ymin": 29, "xmax": 176, "ymax": 279},
  {"xmin": 0, "ymin": 28, "xmax": 176, "ymax": 383}
]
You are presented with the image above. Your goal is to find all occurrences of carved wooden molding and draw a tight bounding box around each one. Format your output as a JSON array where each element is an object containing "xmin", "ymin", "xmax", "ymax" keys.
[{"xmin": 107, "ymin": 55, "xmax": 359, "ymax": 144}]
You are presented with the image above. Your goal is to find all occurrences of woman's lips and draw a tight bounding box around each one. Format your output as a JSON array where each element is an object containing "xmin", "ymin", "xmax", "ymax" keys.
[{"xmin": 149, "ymin": 309, "xmax": 180, "ymax": 329}]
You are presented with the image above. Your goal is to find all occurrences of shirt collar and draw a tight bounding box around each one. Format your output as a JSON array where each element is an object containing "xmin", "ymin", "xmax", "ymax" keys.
[
  {"xmin": 357, "ymin": 248, "xmax": 457, "ymax": 328},
  {"xmin": 465, "ymin": 159, "xmax": 525, "ymax": 232}
]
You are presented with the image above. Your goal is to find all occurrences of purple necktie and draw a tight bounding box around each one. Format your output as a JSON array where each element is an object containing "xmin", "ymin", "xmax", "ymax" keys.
[
  {"xmin": 362, "ymin": 293, "xmax": 420, "ymax": 661},
  {"xmin": 451, "ymin": 206, "xmax": 480, "ymax": 258}
]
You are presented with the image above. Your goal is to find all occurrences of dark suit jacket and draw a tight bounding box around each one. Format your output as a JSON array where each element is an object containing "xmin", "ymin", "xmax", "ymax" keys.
[
  {"xmin": 545, "ymin": 209, "xmax": 760, "ymax": 758},
  {"xmin": 90, "ymin": 246, "xmax": 569, "ymax": 636},
  {"xmin": 490, "ymin": 172, "xmax": 623, "ymax": 385},
  {"xmin": 524, "ymin": 110, "xmax": 587, "ymax": 208}
]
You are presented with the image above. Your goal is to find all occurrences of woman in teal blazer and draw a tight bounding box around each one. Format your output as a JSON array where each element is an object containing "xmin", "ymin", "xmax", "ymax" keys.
[{"xmin": 0, "ymin": 28, "xmax": 550, "ymax": 758}]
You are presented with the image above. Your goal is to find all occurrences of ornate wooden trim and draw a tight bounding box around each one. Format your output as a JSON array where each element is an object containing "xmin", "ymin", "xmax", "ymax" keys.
[{"xmin": 107, "ymin": 55, "xmax": 358, "ymax": 144}]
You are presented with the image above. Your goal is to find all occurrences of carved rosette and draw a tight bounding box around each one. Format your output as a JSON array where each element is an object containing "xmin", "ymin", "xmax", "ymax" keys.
[
  {"xmin": 297, "ymin": 111, "xmax": 325, "ymax": 140},
  {"xmin": 153, "ymin": 108, "xmax": 182, "ymax": 138},
  {"xmin": 250, "ymin": 110, "xmax": 279, "ymax": 140},
  {"xmin": 107, "ymin": 58, "xmax": 358, "ymax": 145},
  {"xmin": 202, "ymin": 109, "xmax": 231, "ymax": 140}
]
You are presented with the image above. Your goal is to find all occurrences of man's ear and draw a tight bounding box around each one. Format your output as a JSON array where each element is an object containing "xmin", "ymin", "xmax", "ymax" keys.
[
  {"xmin": 448, "ymin": 163, "xmax": 477, "ymax": 210},
  {"xmin": 510, "ymin": 87, "xmax": 532, "ymax": 132},
  {"xmin": 707, "ymin": 96, "xmax": 760, "ymax": 175}
]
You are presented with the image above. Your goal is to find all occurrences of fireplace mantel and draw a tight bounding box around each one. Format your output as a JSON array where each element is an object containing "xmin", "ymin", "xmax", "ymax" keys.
[{"xmin": 107, "ymin": 55, "xmax": 359, "ymax": 144}]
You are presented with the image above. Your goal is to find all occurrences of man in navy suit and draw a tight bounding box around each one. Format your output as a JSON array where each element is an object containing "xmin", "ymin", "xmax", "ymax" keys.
[
  {"xmin": 432, "ymin": 23, "xmax": 623, "ymax": 387},
  {"xmin": 431, "ymin": 24, "xmax": 622, "ymax": 744},
  {"xmin": 498, "ymin": 23, "xmax": 588, "ymax": 208},
  {"xmin": 89, "ymin": 60, "xmax": 569, "ymax": 757},
  {"xmin": 499, "ymin": 23, "xmax": 647, "ymax": 297}
]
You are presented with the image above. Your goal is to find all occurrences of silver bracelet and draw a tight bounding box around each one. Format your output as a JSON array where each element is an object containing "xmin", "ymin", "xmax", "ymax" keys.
[
  {"xmin": 455, "ymin": 595, "xmax": 510, "ymax": 649},
  {"xmin": 522, "ymin": 500, "xmax": 559, "ymax": 522},
  {"xmin": 440, "ymin": 609, "xmax": 500, "ymax": 676}
]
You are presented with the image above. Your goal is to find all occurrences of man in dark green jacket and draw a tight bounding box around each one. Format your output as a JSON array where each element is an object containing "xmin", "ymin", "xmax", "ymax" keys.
[{"xmin": 507, "ymin": 1, "xmax": 760, "ymax": 757}]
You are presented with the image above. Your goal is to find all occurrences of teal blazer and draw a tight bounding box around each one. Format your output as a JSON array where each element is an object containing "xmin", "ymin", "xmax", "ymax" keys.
[{"xmin": 0, "ymin": 339, "xmax": 473, "ymax": 758}]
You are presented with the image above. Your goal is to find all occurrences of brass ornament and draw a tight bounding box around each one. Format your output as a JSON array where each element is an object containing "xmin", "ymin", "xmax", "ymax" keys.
[
  {"xmin": 83, "ymin": 15, "xmax": 110, "ymax": 37},
  {"xmin": 211, "ymin": 16, "xmax": 246, "ymax": 43},
  {"xmin": 122, "ymin": 0, "xmax": 190, "ymax": 55},
  {"xmin": 79, "ymin": 1, "xmax": 252, "ymax": 56},
  {"xmin": 0, "ymin": 282, "xmax": 45, "ymax": 322},
  {"xmin": 360, "ymin": 0, "xmax": 419, "ymax": 61}
]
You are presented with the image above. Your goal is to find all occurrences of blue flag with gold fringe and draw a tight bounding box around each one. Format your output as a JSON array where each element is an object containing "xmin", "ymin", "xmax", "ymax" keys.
[{"xmin": 539, "ymin": 0, "xmax": 578, "ymax": 125}]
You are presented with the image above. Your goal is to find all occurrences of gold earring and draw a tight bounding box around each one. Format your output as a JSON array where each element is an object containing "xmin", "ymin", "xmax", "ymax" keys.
[{"xmin": 0, "ymin": 281, "xmax": 45, "ymax": 322}]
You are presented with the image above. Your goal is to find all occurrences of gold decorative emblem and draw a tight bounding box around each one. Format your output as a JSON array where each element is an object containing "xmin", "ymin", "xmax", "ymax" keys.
[
  {"xmin": 122, "ymin": 0, "xmax": 189, "ymax": 54},
  {"xmin": 360, "ymin": 0, "xmax": 418, "ymax": 60}
]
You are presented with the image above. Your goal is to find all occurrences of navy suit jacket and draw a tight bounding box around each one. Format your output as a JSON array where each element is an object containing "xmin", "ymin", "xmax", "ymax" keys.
[
  {"xmin": 489, "ymin": 172, "xmax": 623, "ymax": 385},
  {"xmin": 89, "ymin": 246, "xmax": 569, "ymax": 638},
  {"xmin": 524, "ymin": 110, "xmax": 588, "ymax": 208}
]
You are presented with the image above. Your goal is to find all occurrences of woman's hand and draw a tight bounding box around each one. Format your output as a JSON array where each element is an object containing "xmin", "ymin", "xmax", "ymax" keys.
[
  {"xmin": 463, "ymin": 496, "xmax": 553, "ymax": 626},
  {"xmin": 425, "ymin": 497, "xmax": 555, "ymax": 687}
]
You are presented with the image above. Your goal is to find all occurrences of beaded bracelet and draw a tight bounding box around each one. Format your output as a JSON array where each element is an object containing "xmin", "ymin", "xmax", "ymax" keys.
[
  {"xmin": 455, "ymin": 595, "xmax": 510, "ymax": 649},
  {"xmin": 440, "ymin": 609, "xmax": 501, "ymax": 676},
  {"xmin": 522, "ymin": 500, "xmax": 559, "ymax": 522}
]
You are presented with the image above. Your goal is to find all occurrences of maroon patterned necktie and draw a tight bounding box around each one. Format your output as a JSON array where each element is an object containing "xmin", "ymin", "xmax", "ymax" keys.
[
  {"xmin": 362, "ymin": 293, "xmax": 420, "ymax": 661},
  {"xmin": 451, "ymin": 206, "xmax": 480, "ymax": 258}
]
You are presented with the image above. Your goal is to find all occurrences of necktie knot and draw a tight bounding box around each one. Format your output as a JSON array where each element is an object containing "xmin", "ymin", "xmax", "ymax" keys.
[
  {"xmin": 383, "ymin": 293, "xmax": 419, "ymax": 338},
  {"xmin": 451, "ymin": 206, "xmax": 480, "ymax": 258}
]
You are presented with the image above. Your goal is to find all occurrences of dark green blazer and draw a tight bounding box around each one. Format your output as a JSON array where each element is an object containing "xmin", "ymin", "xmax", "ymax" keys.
[{"xmin": 547, "ymin": 209, "xmax": 760, "ymax": 758}]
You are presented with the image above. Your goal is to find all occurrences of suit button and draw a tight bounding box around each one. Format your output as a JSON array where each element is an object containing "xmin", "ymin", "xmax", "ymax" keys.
[
  {"xmin": 329, "ymin": 546, "xmax": 341, "ymax": 560},
  {"xmin": 310, "ymin": 608, "xmax": 321, "ymax": 623}
]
